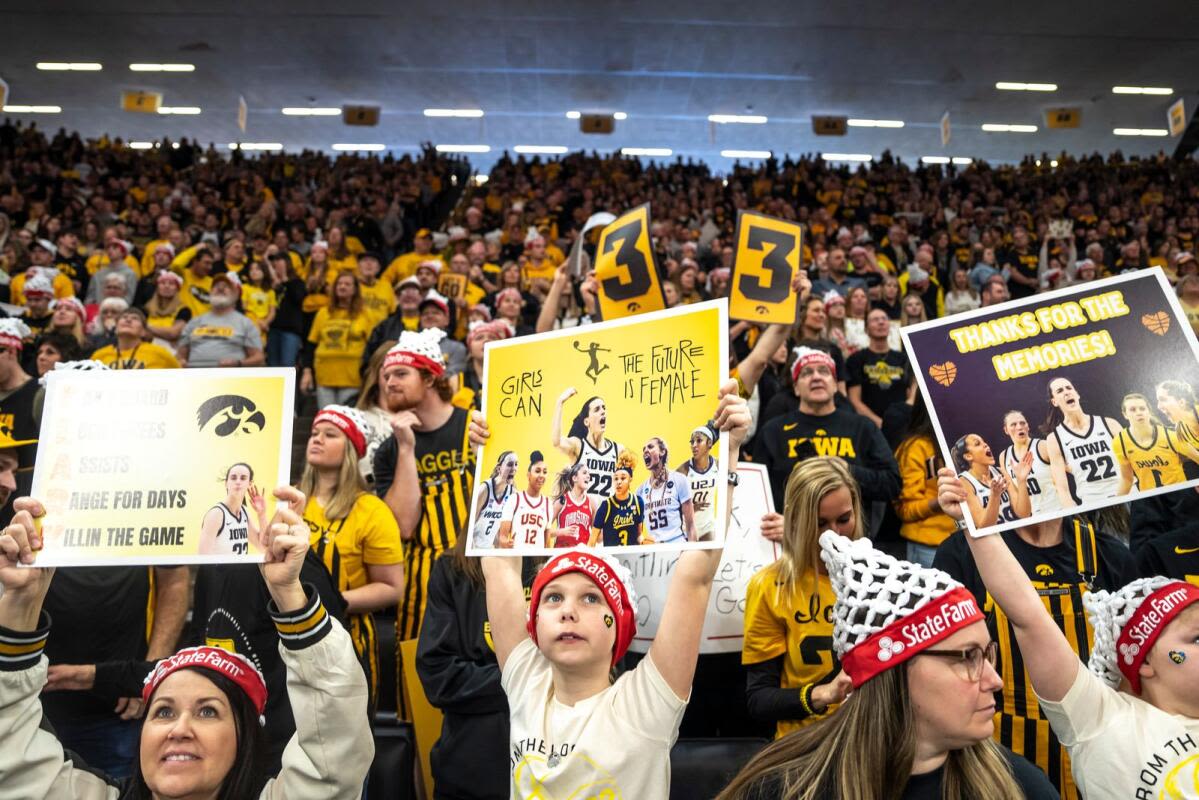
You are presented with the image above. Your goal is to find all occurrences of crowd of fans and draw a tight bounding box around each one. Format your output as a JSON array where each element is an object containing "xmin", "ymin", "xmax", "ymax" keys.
[{"xmin": 0, "ymin": 116, "xmax": 1198, "ymax": 799}]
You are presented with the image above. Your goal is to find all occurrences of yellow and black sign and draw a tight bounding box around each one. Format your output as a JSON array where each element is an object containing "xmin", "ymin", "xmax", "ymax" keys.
[
  {"xmin": 812, "ymin": 116, "xmax": 847, "ymax": 136},
  {"xmin": 437, "ymin": 272, "xmax": 468, "ymax": 300},
  {"xmin": 1045, "ymin": 107, "xmax": 1081, "ymax": 129},
  {"xmin": 121, "ymin": 91, "xmax": 162, "ymax": 113},
  {"xmin": 730, "ymin": 210, "xmax": 802, "ymax": 324},
  {"xmin": 343, "ymin": 105, "xmax": 380, "ymax": 126},
  {"xmin": 1169, "ymin": 98, "xmax": 1187, "ymax": 137},
  {"xmin": 580, "ymin": 113, "xmax": 615, "ymax": 134},
  {"xmin": 595, "ymin": 204, "xmax": 665, "ymax": 320}
]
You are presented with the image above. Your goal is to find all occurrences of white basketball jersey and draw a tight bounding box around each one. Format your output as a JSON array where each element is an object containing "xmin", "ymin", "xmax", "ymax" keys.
[
  {"xmin": 504, "ymin": 491, "xmax": 551, "ymax": 551},
  {"xmin": 214, "ymin": 503, "xmax": 250, "ymax": 555},
  {"xmin": 1054, "ymin": 416, "xmax": 1119, "ymax": 503},
  {"xmin": 472, "ymin": 479, "xmax": 510, "ymax": 549},
  {"xmin": 960, "ymin": 466, "xmax": 1020, "ymax": 524},
  {"xmin": 1002, "ymin": 439, "xmax": 1061, "ymax": 515},
  {"xmin": 575, "ymin": 437, "xmax": 621, "ymax": 504},
  {"xmin": 683, "ymin": 458, "xmax": 719, "ymax": 538}
]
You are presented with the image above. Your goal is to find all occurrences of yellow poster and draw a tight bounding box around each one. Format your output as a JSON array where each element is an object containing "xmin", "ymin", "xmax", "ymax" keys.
[
  {"xmin": 437, "ymin": 272, "xmax": 468, "ymax": 301},
  {"xmin": 468, "ymin": 301, "xmax": 729, "ymax": 556},
  {"xmin": 729, "ymin": 210, "xmax": 803, "ymax": 324},
  {"xmin": 594, "ymin": 204, "xmax": 666, "ymax": 320},
  {"xmin": 31, "ymin": 368, "xmax": 295, "ymax": 566}
]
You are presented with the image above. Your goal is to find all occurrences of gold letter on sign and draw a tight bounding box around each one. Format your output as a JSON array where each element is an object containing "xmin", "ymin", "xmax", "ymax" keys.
[
  {"xmin": 595, "ymin": 204, "xmax": 665, "ymax": 320},
  {"xmin": 730, "ymin": 210, "xmax": 802, "ymax": 324}
]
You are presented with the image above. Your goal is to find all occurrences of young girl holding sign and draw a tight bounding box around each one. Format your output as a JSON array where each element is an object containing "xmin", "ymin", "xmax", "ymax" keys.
[
  {"xmin": 476, "ymin": 381, "xmax": 749, "ymax": 799},
  {"xmin": 937, "ymin": 467, "xmax": 1199, "ymax": 799}
]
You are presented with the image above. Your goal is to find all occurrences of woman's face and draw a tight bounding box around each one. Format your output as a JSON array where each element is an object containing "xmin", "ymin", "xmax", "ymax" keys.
[
  {"xmin": 500, "ymin": 454, "xmax": 518, "ymax": 481},
  {"xmin": 803, "ymin": 300, "xmax": 827, "ymax": 329},
  {"xmin": 907, "ymin": 622, "xmax": 1002, "ymax": 754},
  {"xmin": 307, "ymin": 422, "xmax": 348, "ymax": 468},
  {"xmin": 904, "ymin": 295, "xmax": 924, "ymax": 317},
  {"xmin": 35, "ymin": 343, "xmax": 62, "ymax": 376},
  {"xmin": 225, "ymin": 465, "xmax": 252, "ymax": 495},
  {"xmin": 826, "ymin": 300, "xmax": 845, "ymax": 320},
  {"xmin": 157, "ymin": 277, "xmax": 179, "ymax": 298},
  {"xmin": 882, "ymin": 278, "xmax": 899, "ymax": 301},
  {"xmin": 328, "ymin": 227, "xmax": 343, "ymax": 247},
  {"xmin": 51, "ymin": 304, "xmax": 77, "ymax": 327},
  {"xmin": 140, "ymin": 670, "xmax": 238, "ymax": 799},
  {"xmin": 663, "ymin": 281, "xmax": 680, "ymax": 307},
  {"xmin": 848, "ymin": 289, "xmax": 868, "ymax": 316},
  {"xmin": 816, "ymin": 486, "xmax": 856, "ymax": 538},
  {"xmin": 613, "ymin": 469, "xmax": 631, "ymax": 496},
  {"xmin": 499, "ymin": 293, "xmax": 522, "ymax": 318},
  {"xmin": 690, "ymin": 432, "xmax": 712, "ymax": 460},
  {"xmin": 966, "ymin": 434, "xmax": 994, "ymax": 467},
  {"xmin": 334, "ymin": 275, "xmax": 355, "ymax": 302},
  {"xmin": 585, "ymin": 398, "xmax": 607, "ymax": 433},
  {"xmin": 1157, "ymin": 388, "xmax": 1188, "ymax": 422},
  {"xmin": 952, "ymin": 270, "xmax": 968, "ymax": 289},
  {"xmin": 572, "ymin": 464, "xmax": 591, "ymax": 492},
  {"xmin": 528, "ymin": 461, "xmax": 548, "ymax": 492}
]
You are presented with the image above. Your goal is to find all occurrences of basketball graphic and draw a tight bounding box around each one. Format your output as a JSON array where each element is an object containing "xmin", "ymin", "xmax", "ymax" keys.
[
  {"xmin": 1142, "ymin": 311, "xmax": 1171, "ymax": 335},
  {"xmin": 928, "ymin": 362, "xmax": 958, "ymax": 387}
]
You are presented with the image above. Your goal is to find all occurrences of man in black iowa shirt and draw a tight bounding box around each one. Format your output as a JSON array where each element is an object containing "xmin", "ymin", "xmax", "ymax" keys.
[{"xmin": 754, "ymin": 346, "xmax": 900, "ymax": 514}]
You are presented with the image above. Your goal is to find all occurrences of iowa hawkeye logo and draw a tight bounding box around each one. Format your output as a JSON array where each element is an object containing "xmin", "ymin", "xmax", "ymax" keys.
[
  {"xmin": 196, "ymin": 395, "xmax": 267, "ymax": 437},
  {"xmin": 785, "ymin": 429, "xmax": 858, "ymax": 459}
]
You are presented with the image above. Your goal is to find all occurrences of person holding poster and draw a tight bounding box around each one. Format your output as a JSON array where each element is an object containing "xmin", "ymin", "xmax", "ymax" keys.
[
  {"xmin": 552, "ymin": 388, "xmax": 628, "ymax": 506},
  {"xmin": 677, "ymin": 423, "xmax": 720, "ymax": 541},
  {"xmin": 935, "ymin": 471, "xmax": 1199, "ymax": 800},
  {"xmin": 0, "ymin": 495, "xmax": 376, "ymax": 799},
  {"xmin": 199, "ymin": 463, "xmax": 268, "ymax": 556},
  {"xmin": 1114, "ymin": 393, "xmax": 1193, "ymax": 494},
  {"xmin": 637, "ymin": 437, "xmax": 695, "ymax": 545},
  {"xmin": 742, "ymin": 458, "xmax": 858, "ymax": 738},
  {"xmin": 550, "ymin": 463, "xmax": 595, "ymax": 549},
  {"xmin": 1042, "ymin": 376, "xmax": 1124, "ymax": 505},
  {"xmin": 951, "ymin": 434, "xmax": 1032, "ymax": 528},
  {"xmin": 480, "ymin": 381, "xmax": 749, "ymax": 800},
  {"xmin": 497, "ymin": 450, "xmax": 553, "ymax": 550},
  {"xmin": 998, "ymin": 410, "xmax": 1063, "ymax": 517},
  {"xmin": 591, "ymin": 453, "xmax": 645, "ymax": 547},
  {"xmin": 471, "ymin": 450, "xmax": 517, "ymax": 549}
]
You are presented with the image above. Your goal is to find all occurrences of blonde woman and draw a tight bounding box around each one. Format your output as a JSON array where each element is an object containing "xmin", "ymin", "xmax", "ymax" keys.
[{"xmin": 742, "ymin": 458, "xmax": 860, "ymax": 738}]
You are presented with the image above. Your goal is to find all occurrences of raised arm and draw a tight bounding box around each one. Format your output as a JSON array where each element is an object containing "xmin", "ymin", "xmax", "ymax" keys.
[
  {"xmin": 936, "ymin": 468, "xmax": 1079, "ymax": 701},
  {"xmin": 550, "ymin": 388, "xmax": 582, "ymax": 460},
  {"xmin": 536, "ymin": 263, "xmax": 571, "ymax": 333},
  {"xmin": 481, "ymin": 555, "xmax": 528, "ymax": 670},
  {"xmin": 735, "ymin": 323, "xmax": 790, "ymax": 398}
]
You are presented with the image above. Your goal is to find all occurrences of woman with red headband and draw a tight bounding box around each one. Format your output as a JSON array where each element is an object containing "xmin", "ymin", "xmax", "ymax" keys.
[
  {"xmin": 0, "ymin": 491, "xmax": 374, "ymax": 798},
  {"xmin": 474, "ymin": 381, "xmax": 750, "ymax": 799},
  {"xmin": 720, "ymin": 532, "xmax": 1056, "ymax": 799},
  {"xmin": 937, "ymin": 468, "xmax": 1199, "ymax": 799}
]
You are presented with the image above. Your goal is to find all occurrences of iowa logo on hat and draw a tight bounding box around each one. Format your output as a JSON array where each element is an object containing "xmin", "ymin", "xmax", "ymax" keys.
[{"xmin": 196, "ymin": 395, "xmax": 267, "ymax": 437}]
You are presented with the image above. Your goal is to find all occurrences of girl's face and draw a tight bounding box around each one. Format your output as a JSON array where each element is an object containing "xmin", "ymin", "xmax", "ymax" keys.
[
  {"xmin": 307, "ymin": 422, "xmax": 347, "ymax": 468},
  {"xmin": 157, "ymin": 278, "xmax": 179, "ymax": 298},
  {"xmin": 966, "ymin": 434, "xmax": 994, "ymax": 467},
  {"xmin": 528, "ymin": 461, "xmax": 548, "ymax": 492},
  {"xmin": 816, "ymin": 486, "xmax": 856, "ymax": 538},
  {"xmin": 500, "ymin": 454, "xmax": 518, "ymax": 481},
  {"xmin": 534, "ymin": 572, "xmax": 617, "ymax": 670},
  {"xmin": 585, "ymin": 398, "xmax": 607, "ymax": 433},
  {"xmin": 225, "ymin": 465, "xmax": 252, "ymax": 495},
  {"xmin": 334, "ymin": 275, "xmax": 356, "ymax": 302},
  {"xmin": 1157, "ymin": 388, "xmax": 1188, "ymax": 422},
  {"xmin": 51, "ymin": 304, "xmax": 77, "ymax": 327},
  {"xmin": 499, "ymin": 293, "xmax": 522, "ymax": 318},
  {"xmin": 613, "ymin": 469, "xmax": 631, "ymax": 496},
  {"xmin": 803, "ymin": 301, "xmax": 826, "ymax": 329},
  {"xmin": 904, "ymin": 296, "xmax": 924, "ymax": 317},
  {"xmin": 952, "ymin": 270, "xmax": 968, "ymax": 289},
  {"xmin": 247, "ymin": 262, "xmax": 266, "ymax": 284},
  {"xmin": 572, "ymin": 464, "xmax": 591, "ymax": 492},
  {"xmin": 882, "ymin": 278, "xmax": 899, "ymax": 301},
  {"xmin": 848, "ymin": 289, "xmax": 868, "ymax": 316},
  {"xmin": 690, "ymin": 432, "xmax": 712, "ymax": 460},
  {"xmin": 826, "ymin": 300, "xmax": 845, "ymax": 321}
]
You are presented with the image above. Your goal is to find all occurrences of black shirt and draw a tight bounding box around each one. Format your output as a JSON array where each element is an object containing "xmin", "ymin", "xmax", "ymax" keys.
[
  {"xmin": 270, "ymin": 278, "xmax": 307, "ymax": 335},
  {"xmin": 1135, "ymin": 522, "xmax": 1199, "ymax": 583},
  {"xmin": 845, "ymin": 348, "xmax": 910, "ymax": 419}
]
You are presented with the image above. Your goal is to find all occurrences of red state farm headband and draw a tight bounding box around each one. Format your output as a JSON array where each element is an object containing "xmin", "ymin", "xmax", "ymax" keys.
[
  {"xmin": 841, "ymin": 586, "xmax": 984, "ymax": 688},
  {"xmin": 791, "ymin": 348, "xmax": 837, "ymax": 382},
  {"xmin": 383, "ymin": 348, "xmax": 445, "ymax": 377},
  {"xmin": 313, "ymin": 408, "xmax": 367, "ymax": 457},
  {"xmin": 528, "ymin": 551, "xmax": 636, "ymax": 667},
  {"xmin": 1117, "ymin": 581, "xmax": 1199, "ymax": 694},
  {"xmin": 142, "ymin": 646, "xmax": 268, "ymax": 721}
]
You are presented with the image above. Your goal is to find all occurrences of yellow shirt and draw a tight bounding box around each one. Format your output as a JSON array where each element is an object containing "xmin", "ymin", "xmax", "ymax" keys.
[
  {"xmin": 140, "ymin": 239, "xmax": 169, "ymax": 277},
  {"xmin": 358, "ymin": 279, "xmax": 397, "ymax": 325},
  {"xmin": 894, "ymin": 435, "xmax": 957, "ymax": 546},
  {"xmin": 383, "ymin": 252, "xmax": 444, "ymax": 286},
  {"xmin": 742, "ymin": 563, "xmax": 839, "ymax": 737},
  {"xmin": 307, "ymin": 307, "xmax": 375, "ymax": 387},
  {"xmin": 240, "ymin": 285, "xmax": 277, "ymax": 326},
  {"xmin": 85, "ymin": 252, "xmax": 139, "ymax": 276},
  {"xmin": 10, "ymin": 272, "xmax": 75, "ymax": 305},
  {"xmin": 521, "ymin": 257, "xmax": 558, "ymax": 284},
  {"xmin": 90, "ymin": 341, "xmax": 180, "ymax": 370},
  {"xmin": 1114, "ymin": 425, "xmax": 1189, "ymax": 490},
  {"xmin": 182, "ymin": 272, "xmax": 213, "ymax": 316},
  {"xmin": 328, "ymin": 253, "xmax": 359, "ymax": 280},
  {"xmin": 304, "ymin": 493, "xmax": 405, "ymax": 593}
]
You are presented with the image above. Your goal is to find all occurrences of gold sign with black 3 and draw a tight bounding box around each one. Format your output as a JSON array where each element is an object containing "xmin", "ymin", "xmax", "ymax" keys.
[
  {"xmin": 730, "ymin": 210, "xmax": 803, "ymax": 324},
  {"xmin": 594, "ymin": 204, "xmax": 666, "ymax": 320}
]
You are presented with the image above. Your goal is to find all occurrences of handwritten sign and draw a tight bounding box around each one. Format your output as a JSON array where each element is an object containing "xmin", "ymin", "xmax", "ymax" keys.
[
  {"xmin": 469, "ymin": 301, "xmax": 729, "ymax": 555},
  {"xmin": 594, "ymin": 204, "xmax": 666, "ymax": 320},
  {"xmin": 729, "ymin": 210, "xmax": 802, "ymax": 324},
  {"xmin": 620, "ymin": 463, "xmax": 777, "ymax": 653},
  {"xmin": 903, "ymin": 270, "xmax": 1199, "ymax": 536},
  {"xmin": 31, "ymin": 368, "xmax": 295, "ymax": 565}
]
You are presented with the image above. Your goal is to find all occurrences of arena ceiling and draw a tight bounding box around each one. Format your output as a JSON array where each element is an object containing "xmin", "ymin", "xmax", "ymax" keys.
[{"xmin": 1, "ymin": 0, "xmax": 1195, "ymax": 171}]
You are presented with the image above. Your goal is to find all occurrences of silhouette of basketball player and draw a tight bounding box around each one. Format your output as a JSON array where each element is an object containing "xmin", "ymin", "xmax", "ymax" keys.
[{"xmin": 574, "ymin": 340, "xmax": 611, "ymax": 384}]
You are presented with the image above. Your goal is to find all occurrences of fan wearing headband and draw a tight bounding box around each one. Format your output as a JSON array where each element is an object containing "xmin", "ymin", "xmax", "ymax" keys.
[
  {"xmin": 475, "ymin": 381, "xmax": 751, "ymax": 799},
  {"xmin": 721, "ymin": 533, "xmax": 1056, "ymax": 800},
  {"xmin": 0, "ymin": 490, "xmax": 374, "ymax": 798},
  {"xmin": 937, "ymin": 469, "xmax": 1199, "ymax": 799},
  {"xmin": 552, "ymin": 388, "xmax": 631, "ymax": 507}
]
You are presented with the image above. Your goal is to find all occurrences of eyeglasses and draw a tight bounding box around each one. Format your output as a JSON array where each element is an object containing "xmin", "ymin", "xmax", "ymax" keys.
[{"xmin": 920, "ymin": 641, "xmax": 999, "ymax": 682}]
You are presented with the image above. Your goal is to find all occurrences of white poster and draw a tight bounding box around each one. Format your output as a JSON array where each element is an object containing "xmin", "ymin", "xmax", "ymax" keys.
[{"xmin": 619, "ymin": 463, "xmax": 778, "ymax": 654}]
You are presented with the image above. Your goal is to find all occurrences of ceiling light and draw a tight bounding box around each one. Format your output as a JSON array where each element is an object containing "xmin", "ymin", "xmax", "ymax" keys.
[
  {"xmin": 995, "ymin": 81, "xmax": 1057, "ymax": 91},
  {"xmin": 821, "ymin": 153, "xmax": 873, "ymax": 162},
  {"xmin": 1113, "ymin": 128, "xmax": 1169, "ymax": 136},
  {"xmin": 921, "ymin": 156, "xmax": 950, "ymax": 164},
  {"xmin": 157, "ymin": 106, "xmax": 201, "ymax": 115},
  {"xmin": 847, "ymin": 118, "xmax": 905, "ymax": 128},
  {"xmin": 435, "ymin": 144, "xmax": 491, "ymax": 153},
  {"xmin": 565, "ymin": 110, "xmax": 581, "ymax": 119},
  {"xmin": 2, "ymin": 105, "xmax": 62, "ymax": 113},
  {"xmin": 981, "ymin": 123, "xmax": 1038, "ymax": 132},
  {"xmin": 1112, "ymin": 86, "xmax": 1174, "ymax": 95},
  {"xmin": 952, "ymin": 157, "xmax": 973, "ymax": 165},
  {"xmin": 708, "ymin": 114, "xmax": 768, "ymax": 124},
  {"xmin": 721, "ymin": 149, "xmax": 772, "ymax": 158},
  {"xmin": 514, "ymin": 145, "xmax": 569, "ymax": 154},
  {"xmin": 332, "ymin": 143, "xmax": 385, "ymax": 151},
  {"xmin": 36, "ymin": 62, "xmax": 102, "ymax": 71},
  {"xmin": 424, "ymin": 108, "xmax": 484, "ymax": 118},
  {"xmin": 230, "ymin": 142, "xmax": 283, "ymax": 151},
  {"xmin": 613, "ymin": 112, "xmax": 628, "ymax": 120},
  {"xmin": 281, "ymin": 107, "xmax": 341, "ymax": 116},
  {"xmin": 129, "ymin": 142, "xmax": 156, "ymax": 150},
  {"xmin": 621, "ymin": 147, "xmax": 671, "ymax": 156},
  {"xmin": 129, "ymin": 63, "xmax": 195, "ymax": 72}
]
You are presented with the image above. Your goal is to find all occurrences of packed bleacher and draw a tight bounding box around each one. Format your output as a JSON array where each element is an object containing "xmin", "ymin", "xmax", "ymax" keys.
[{"xmin": 1, "ymin": 116, "xmax": 1198, "ymax": 799}]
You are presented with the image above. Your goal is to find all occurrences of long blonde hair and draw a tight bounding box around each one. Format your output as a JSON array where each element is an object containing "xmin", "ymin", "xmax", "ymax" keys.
[
  {"xmin": 776, "ymin": 458, "xmax": 864, "ymax": 594},
  {"xmin": 297, "ymin": 429, "xmax": 369, "ymax": 520},
  {"xmin": 716, "ymin": 663, "xmax": 1024, "ymax": 800}
]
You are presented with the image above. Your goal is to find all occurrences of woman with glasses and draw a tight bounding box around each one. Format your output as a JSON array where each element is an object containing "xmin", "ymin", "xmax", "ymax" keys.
[{"xmin": 719, "ymin": 533, "xmax": 1057, "ymax": 800}]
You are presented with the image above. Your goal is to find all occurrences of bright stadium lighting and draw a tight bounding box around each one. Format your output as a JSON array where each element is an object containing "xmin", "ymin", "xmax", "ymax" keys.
[
  {"xmin": 921, "ymin": 156, "xmax": 951, "ymax": 164},
  {"xmin": 2, "ymin": 105, "xmax": 62, "ymax": 113},
  {"xmin": 514, "ymin": 145, "xmax": 569, "ymax": 154},
  {"xmin": 721, "ymin": 149, "xmax": 772, "ymax": 158},
  {"xmin": 157, "ymin": 106, "xmax": 201, "ymax": 115},
  {"xmin": 821, "ymin": 153, "xmax": 873, "ymax": 162},
  {"xmin": 952, "ymin": 157, "xmax": 973, "ymax": 165},
  {"xmin": 708, "ymin": 114, "xmax": 769, "ymax": 124},
  {"xmin": 332, "ymin": 143, "xmax": 385, "ymax": 151},
  {"xmin": 435, "ymin": 144, "xmax": 491, "ymax": 153},
  {"xmin": 995, "ymin": 81, "xmax": 1057, "ymax": 91},
  {"xmin": 565, "ymin": 110, "xmax": 581, "ymax": 119},
  {"xmin": 1113, "ymin": 128, "xmax": 1169, "ymax": 136},
  {"xmin": 981, "ymin": 123, "xmax": 1038, "ymax": 132},
  {"xmin": 230, "ymin": 142, "xmax": 283, "ymax": 151},
  {"xmin": 129, "ymin": 142, "xmax": 156, "ymax": 150},
  {"xmin": 1112, "ymin": 86, "xmax": 1174, "ymax": 95},
  {"xmin": 281, "ymin": 107, "xmax": 341, "ymax": 116},
  {"xmin": 36, "ymin": 62, "xmax": 102, "ymax": 71},
  {"xmin": 621, "ymin": 147, "xmax": 671, "ymax": 156},
  {"xmin": 613, "ymin": 112, "xmax": 628, "ymax": 120},
  {"xmin": 847, "ymin": 119, "xmax": 905, "ymax": 128},
  {"xmin": 129, "ymin": 63, "xmax": 195, "ymax": 72},
  {"xmin": 424, "ymin": 108, "xmax": 484, "ymax": 118}
]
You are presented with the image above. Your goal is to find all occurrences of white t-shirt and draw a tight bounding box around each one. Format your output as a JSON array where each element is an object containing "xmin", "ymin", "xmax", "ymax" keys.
[
  {"xmin": 1039, "ymin": 662, "xmax": 1199, "ymax": 799},
  {"xmin": 501, "ymin": 638, "xmax": 687, "ymax": 800}
]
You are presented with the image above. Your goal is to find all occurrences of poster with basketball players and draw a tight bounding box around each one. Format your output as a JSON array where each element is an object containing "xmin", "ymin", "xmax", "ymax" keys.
[
  {"xmin": 468, "ymin": 300, "xmax": 730, "ymax": 555},
  {"xmin": 30, "ymin": 367, "xmax": 295, "ymax": 565},
  {"xmin": 903, "ymin": 269, "xmax": 1199, "ymax": 536}
]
